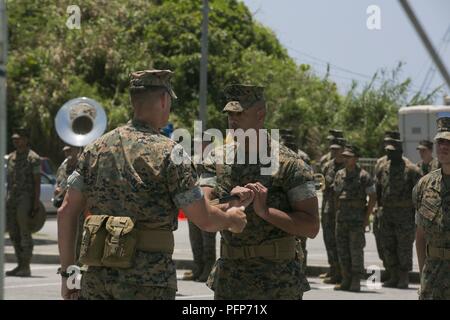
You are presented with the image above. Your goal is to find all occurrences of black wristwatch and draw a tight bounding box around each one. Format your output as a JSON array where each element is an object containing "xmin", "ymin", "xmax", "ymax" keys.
[{"xmin": 57, "ymin": 267, "xmax": 72, "ymax": 278}]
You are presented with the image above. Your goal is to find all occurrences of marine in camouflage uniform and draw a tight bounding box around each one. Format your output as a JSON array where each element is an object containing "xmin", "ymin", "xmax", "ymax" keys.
[
  {"xmin": 59, "ymin": 70, "xmax": 246, "ymax": 300},
  {"xmin": 321, "ymin": 137, "xmax": 346, "ymax": 283},
  {"xmin": 416, "ymin": 140, "xmax": 440, "ymax": 176},
  {"xmin": 5, "ymin": 129, "xmax": 41, "ymax": 277},
  {"xmin": 280, "ymin": 128, "xmax": 310, "ymax": 272},
  {"xmin": 185, "ymin": 136, "xmax": 217, "ymax": 282},
  {"xmin": 373, "ymin": 130, "xmax": 410, "ymax": 282},
  {"xmin": 333, "ymin": 145, "xmax": 376, "ymax": 292},
  {"xmin": 413, "ymin": 117, "xmax": 450, "ymax": 300},
  {"xmin": 55, "ymin": 145, "xmax": 84, "ymax": 261},
  {"xmin": 318, "ymin": 129, "xmax": 343, "ymax": 173},
  {"xmin": 200, "ymin": 84, "xmax": 319, "ymax": 300},
  {"xmin": 376, "ymin": 139, "xmax": 420, "ymax": 289}
]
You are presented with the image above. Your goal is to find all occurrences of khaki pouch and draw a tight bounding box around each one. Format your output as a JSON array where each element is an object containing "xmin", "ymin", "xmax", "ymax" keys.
[
  {"xmin": 101, "ymin": 216, "xmax": 137, "ymax": 269},
  {"xmin": 79, "ymin": 215, "xmax": 109, "ymax": 266}
]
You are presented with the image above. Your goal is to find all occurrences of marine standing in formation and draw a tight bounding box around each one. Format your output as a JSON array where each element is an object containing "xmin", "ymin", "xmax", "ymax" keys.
[
  {"xmin": 321, "ymin": 136, "xmax": 346, "ymax": 284},
  {"xmin": 376, "ymin": 138, "xmax": 420, "ymax": 289},
  {"xmin": 333, "ymin": 144, "xmax": 376, "ymax": 292},
  {"xmin": 414, "ymin": 117, "xmax": 450, "ymax": 300}
]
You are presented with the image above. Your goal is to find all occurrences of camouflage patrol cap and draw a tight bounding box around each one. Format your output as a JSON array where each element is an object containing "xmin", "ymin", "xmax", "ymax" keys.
[
  {"xmin": 385, "ymin": 139, "xmax": 402, "ymax": 151},
  {"xmin": 327, "ymin": 129, "xmax": 344, "ymax": 140},
  {"xmin": 329, "ymin": 137, "xmax": 346, "ymax": 150},
  {"xmin": 384, "ymin": 130, "xmax": 401, "ymax": 142},
  {"xmin": 416, "ymin": 140, "xmax": 433, "ymax": 150},
  {"xmin": 11, "ymin": 128, "xmax": 30, "ymax": 139},
  {"xmin": 342, "ymin": 144, "xmax": 360, "ymax": 157},
  {"xmin": 223, "ymin": 84, "xmax": 265, "ymax": 112},
  {"xmin": 434, "ymin": 117, "xmax": 450, "ymax": 141},
  {"xmin": 129, "ymin": 69, "xmax": 177, "ymax": 99}
]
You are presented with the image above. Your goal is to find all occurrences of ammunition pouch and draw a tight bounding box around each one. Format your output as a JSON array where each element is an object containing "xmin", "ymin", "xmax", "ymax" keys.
[{"xmin": 79, "ymin": 215, "xmax": 174, "ymax": 269}]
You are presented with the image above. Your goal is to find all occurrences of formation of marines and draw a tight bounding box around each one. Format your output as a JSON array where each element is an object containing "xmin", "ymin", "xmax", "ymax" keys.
[{"xmin": 5, "ymin": 67, "xmax": 448, "ymax": 300}]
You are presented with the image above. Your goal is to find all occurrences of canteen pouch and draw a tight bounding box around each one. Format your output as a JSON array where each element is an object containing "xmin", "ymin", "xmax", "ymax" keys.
[
  {"xmin": 101, "ymin": 216, "xmax": 137, "ymax": 268},
  {"xmin": 79, "ymin": 215, "xmax": 109, "ymax": 266}
]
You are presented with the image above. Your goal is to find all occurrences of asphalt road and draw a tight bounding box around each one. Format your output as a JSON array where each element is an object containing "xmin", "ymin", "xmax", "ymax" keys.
[{"xmin": 4, "ymin": 263, "xmax": 420, "ymax": 300}]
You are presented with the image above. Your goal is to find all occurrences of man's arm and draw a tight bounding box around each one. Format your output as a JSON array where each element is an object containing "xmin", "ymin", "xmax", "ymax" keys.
[
  {"xmin": 246, "ymin": 182, "xmax": 320, "ymax": 238},
  {"xmin": 57, "ymin": 188, "xmax": 86, "ymax": 271},
  {"xmin": 416, "ymin": 225, "xmax": 426, "ymax": 274},
  {"xmin": 365, "ymin": 192, "xmax": 376, "ymax": 227}
]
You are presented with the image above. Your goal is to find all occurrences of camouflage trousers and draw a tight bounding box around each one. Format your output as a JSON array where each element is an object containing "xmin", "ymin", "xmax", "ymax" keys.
[
  {"xmin": 379, "ymin": 209, "xmax": 415, "ymax": 272},
  {"xmin": 6, "ymin": 193, "xmax": 34, "ymax": 264},
  {"xmin": 188, "ymin": 220, "xmax": 216, "ymax": 270},
  {"xmin": 336, "ymin": 221, "xmax": 366, "ymax": 276},
  {"xmin": 80, "ymin": 267, "xmax": 176, "ymax": 300},
  {"xmin": 372, "ymin": 213, "xmax": 386, "ymax": 268},
  {"xmin": 321, "ymin": 198, "xmax": 339, "ymax": 272},
  {"xmin": 207, "ymin": 256, "xmax": 309, "ymax": 300},
  {"xmin": 419, "ymin": 260, "xmax": 450, "ymax": 300}
]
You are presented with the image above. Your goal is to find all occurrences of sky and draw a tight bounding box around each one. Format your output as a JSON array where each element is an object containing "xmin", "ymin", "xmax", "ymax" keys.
[{"xmin": 241, "ymin": 0, "xmax": 450, "ymax": 103}]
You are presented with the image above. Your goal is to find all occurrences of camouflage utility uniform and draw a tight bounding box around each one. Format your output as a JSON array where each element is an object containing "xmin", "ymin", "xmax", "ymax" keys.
[
  {"xmin": 201, "ymin": 142, "xmax": 316, "ymax": 300},
  {"xmin": 6, "ymin": 148, "xmax": 40, "ymax": 272}
]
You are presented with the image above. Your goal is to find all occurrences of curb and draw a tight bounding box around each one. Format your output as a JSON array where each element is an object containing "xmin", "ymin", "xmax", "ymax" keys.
[{"xmin": 5, "ymin": 253, "xmax": 421, "ymax": 284}]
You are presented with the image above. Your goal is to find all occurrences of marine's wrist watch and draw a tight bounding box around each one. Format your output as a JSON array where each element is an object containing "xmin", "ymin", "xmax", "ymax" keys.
[{"xmin": 57, "ymin": 267, "xmax": 71, "ymax": 278}]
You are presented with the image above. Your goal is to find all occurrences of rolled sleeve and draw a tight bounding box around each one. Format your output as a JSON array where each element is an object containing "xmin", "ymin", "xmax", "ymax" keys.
[
  {"xmin": 67, "ymin": 171, "xmax": 85, "ymax": 192},
  {"xmin": 199, "ymin": 173, "xmax": 217, "ymax": 188},
  {"xmin": 288, "ymin": 181, "xmax": 317, "ymax": 203},
  {"xmin": 173, "ymin": 186, "xmax": 204, "ymax": 208}
]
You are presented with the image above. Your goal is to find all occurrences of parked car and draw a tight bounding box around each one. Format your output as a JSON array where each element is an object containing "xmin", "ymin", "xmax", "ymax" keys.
[{"xmin": 3, "ymin": 155, "xmax": 58, "ymax": 214}]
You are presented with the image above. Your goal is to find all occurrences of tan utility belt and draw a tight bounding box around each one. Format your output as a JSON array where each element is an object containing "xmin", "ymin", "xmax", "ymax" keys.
[
  {"xmin": 426, "ymin": 244, "xmax": 450, "ymax": 260},
  {"xmin": 337, "ymin": 199, "xmax": 366, "ymax": 208},
  {"xmin": 135, "ymin": 229, "xmax": 174, "ymax": 254},
  {"xmin": 382, "ymin": 200, "xmax": 413, "ymax": 208},
  {"xmin": 220, "ymin": 237, "xmax": 296, "ymax": 260}
]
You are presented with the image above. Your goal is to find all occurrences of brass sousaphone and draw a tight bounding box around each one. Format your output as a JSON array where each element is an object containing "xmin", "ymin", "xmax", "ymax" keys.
[{"xmin": 51, "ymin": 97, "xmax": 107, "ymax": 209}]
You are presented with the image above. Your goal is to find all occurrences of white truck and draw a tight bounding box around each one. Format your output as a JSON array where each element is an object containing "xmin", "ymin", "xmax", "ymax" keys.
[{"xmin": 398, "ymin": 97, "xmax": 450, "ymax": 163}]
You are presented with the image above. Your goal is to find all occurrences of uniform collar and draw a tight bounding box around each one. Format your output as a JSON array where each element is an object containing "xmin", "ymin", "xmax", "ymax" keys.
[{"xmin": 130, "ymin": 119, "xmax": 160, "ymax": 134}]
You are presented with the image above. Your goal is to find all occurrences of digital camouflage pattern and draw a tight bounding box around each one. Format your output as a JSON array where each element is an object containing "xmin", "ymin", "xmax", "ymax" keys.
[
  {"xmin": 69, "ymin": 119, "xmax": 202, "ymax": 299},
  {"xmin": 222, "ymin": 84, "xmax": 265, "ymax": 112},
  {"xmin": 6, "ymin": 149, "xmax": 41, "ymax": 266},
  {"xmin": 321, "ymin": 158, "xmax": 345, "ymax": 273},
  {"xmin": 56, "ymin": 158, "xmax": 78, "ymax": 190},
  {"xmin": 334, "ymin": 166, "xmax": 375, "ymax": 276},
  {"xmin": 129, "ymin": 69, "xmax": 177, "ymax": 99},
  {"xmin": 416, "ymin": 158, "xmax": 440, "ymax": 176},
  {"xmin": 376, "ymin": 158, "xmax": 420, "ymax": 272},
  {"xmin": 200, "ymin": 141, "xmax": 316, "ymax": 299},
  {"xmin": 413, "ymin": 169, "xmax": 450, "ymax": 299}
]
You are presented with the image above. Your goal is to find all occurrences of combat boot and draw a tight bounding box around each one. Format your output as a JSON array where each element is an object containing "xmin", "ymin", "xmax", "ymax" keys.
[
  {"xmin": 196, "ymin": 262, "xmax": 214, "ymax": 283},
  {"xmin": 349, "ymin": 274, "xmax": 361, "ymax": 292},
  {"xmin": 323, "ymin": 274, "xmax": 341, "ymax": 284},
  {"xmin": 14, "ymin": 265, "xmax": 31, "ymax": 277},
  {"xmin": 380, "ymin": 269, "xmax": 390, "ymax": 283},
  {"xmin": 334, "ymin": 273, "xmax": 351, "ymax": 291},
  {"xmin": 5, "ymin": 265, "xmax": 21, "ymax": 276},
  {"xmin": 382, "ymin": 269, "xmax": 399, "ymax": 288},
  {"xmin": 397, "ymin": 271, "xmax": 409, "ymax": 289}
]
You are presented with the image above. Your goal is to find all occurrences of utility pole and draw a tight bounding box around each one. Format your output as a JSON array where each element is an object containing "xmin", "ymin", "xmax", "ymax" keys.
[
  {"xmin": 199, "ymin": 0, "xmax": 209, "ymax": 130},
  {"xmin": 0, "ymin": 0, "xmax": 8, "ymax": 300},
  {"xmin": 399, "ymin": 0, "xmax": 450, "ymax": 90}
]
